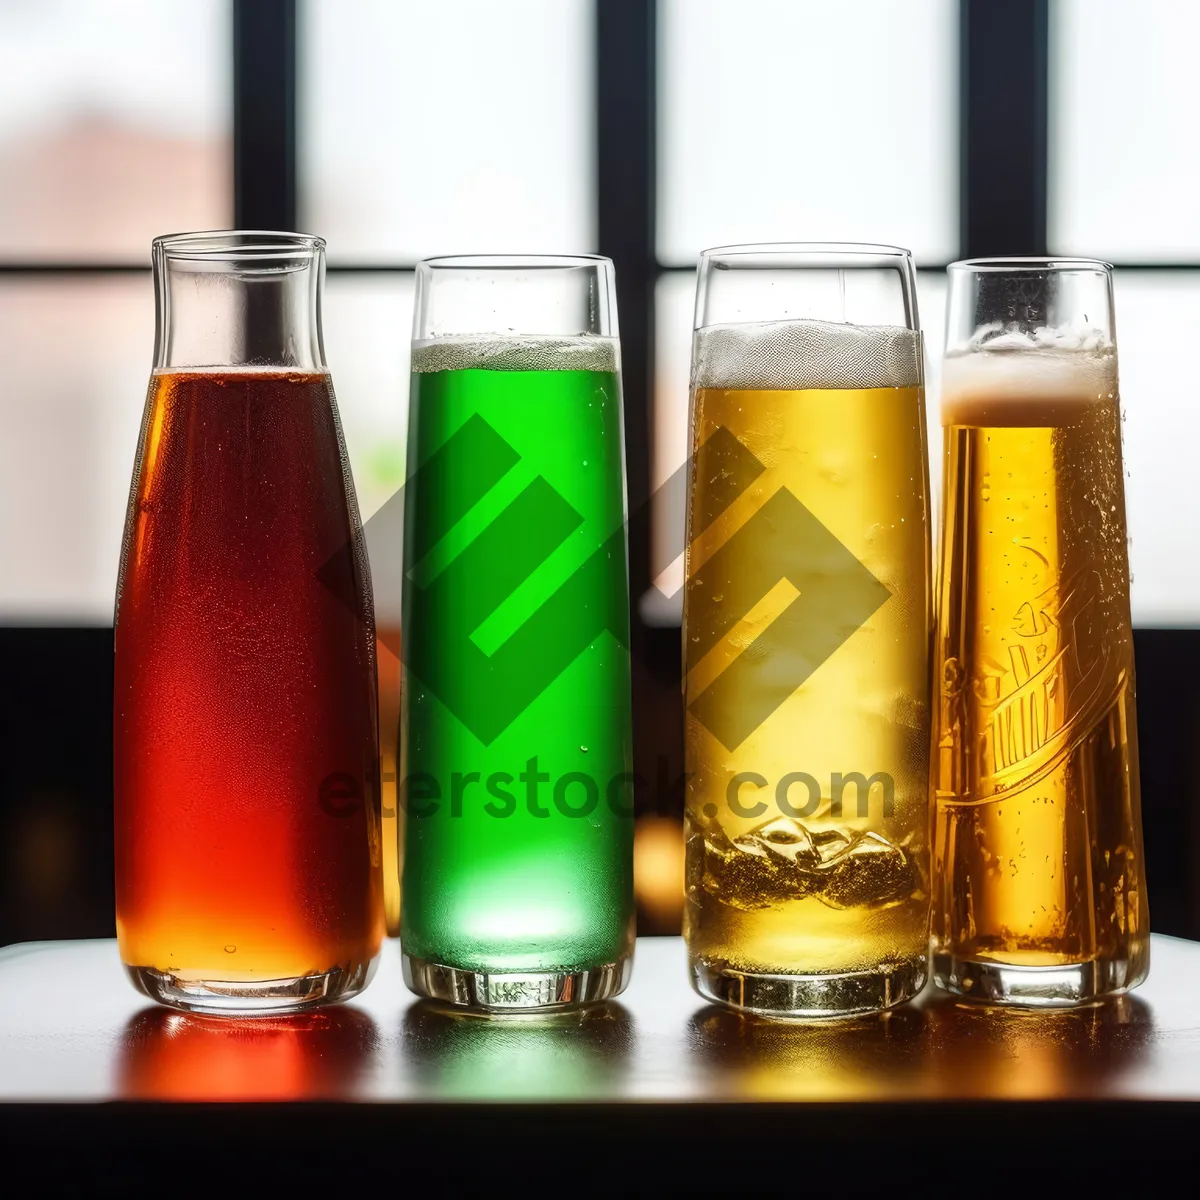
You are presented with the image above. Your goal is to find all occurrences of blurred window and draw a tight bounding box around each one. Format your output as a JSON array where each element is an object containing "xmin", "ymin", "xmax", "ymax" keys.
[
  {"xmin": 0, "ymin": 0, "xmax": 231, "ymax": 262},
  {"xmin": 0, "ymin": 274, "xmax": 415, "ymax": 623},
  {"xmin": 652, "ymin": 0, "xmax": 957, "ymax": 621},
  {"xmin": 1050, "ymin": 0, "xmax": 1200, "ymax": 261},
  {"xmin": 1112, "ymin": 272, "xmax": 1200, "ymax": 625},
  {"xmin": 322, "ymin": 274, "xmax": 414, "ymax": 527},
  {"xmin": 657, "ymin": 0, "xmax": 958, "ymax": 266},
  {"xmin": 0, "ymin": 0, "xmax": 230, "ymax": 618},
  {"xmin": 648, "ymin": 272, "xmax": 694, "ymax": 610},
  {"xmin": 1, "ymin": 0, "xmax": 1196, "ymax": 630},
  {"xmin": 1049, "ymin": 1, "xmax": 1200, "ymax": 623},
  {"xmin": 300, "ymin": 0, "xmax": 594, "ymax": 262},
  {"xmin": 0, "ymin": 277, "xmax": 152, "ymax": 621}
]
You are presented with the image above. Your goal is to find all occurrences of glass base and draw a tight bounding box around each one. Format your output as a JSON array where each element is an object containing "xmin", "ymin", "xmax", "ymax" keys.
[
  {"xmin": 933, "ymin": 952, "xmax": 1138, "ymax": 1007},
  {"xmin": 125, "ymin": 956, "xmax": 378, "ymax": 1016},
  {"xmin": 401, "ymin": 952, "xmax": 632, "ymax": 1013},
  {"xmin": 690, "ymin": 955, "xmax": 926, "ymax": 1018}
]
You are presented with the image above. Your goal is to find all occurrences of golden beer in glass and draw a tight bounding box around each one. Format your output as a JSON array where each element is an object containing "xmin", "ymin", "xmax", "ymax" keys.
[
  {"xmin": 932, "ymin": 258, "xmax": 1149, "ymax": 1005},
  {"xmin": 683, "ymin": 244, "xmax": 933, "ymax": 1017}
]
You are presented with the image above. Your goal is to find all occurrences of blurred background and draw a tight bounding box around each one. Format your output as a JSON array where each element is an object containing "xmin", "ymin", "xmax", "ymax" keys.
[{"xmin": 2, "ymin": 0, "xmax": 1199, "ymax": 946}]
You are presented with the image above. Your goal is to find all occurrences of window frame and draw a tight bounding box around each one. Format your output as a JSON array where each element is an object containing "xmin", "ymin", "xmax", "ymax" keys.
[{"xmin": 0, "ymin": 0, "xmax": 1190, "ymax": 617}]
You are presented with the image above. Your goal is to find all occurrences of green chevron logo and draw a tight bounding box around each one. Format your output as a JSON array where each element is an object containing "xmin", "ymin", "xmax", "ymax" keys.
[
  {"xmin": 402, "ymin": 414, "xmax": 629, "ymax": 746},
  {"xmin": 682, "ymin": 423, "xmax": 892, "ymax": 751},
  {"xmin": 686, "ymin": 493, "xmax": 892, "ymax": 753},
  {"xmin": 321, "ymin": 420, "xmax": 889, "ymax": 750}
]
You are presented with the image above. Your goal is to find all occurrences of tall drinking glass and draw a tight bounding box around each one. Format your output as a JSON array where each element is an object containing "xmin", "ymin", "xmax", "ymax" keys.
[
  {"xmin": 933, "ymin": 258, "xmax": 1149, "ymax": 1005},
  {"xmin": 400, "ymin": 254, "xmax": 635, "ymax": 1011},
  {"xmin": 683, "ymin": 244, "xmax": 933, "ymax": 1017},
  {"xmin": 115, "ymin": 231, "xmax": 384, "ymax": 1014}
]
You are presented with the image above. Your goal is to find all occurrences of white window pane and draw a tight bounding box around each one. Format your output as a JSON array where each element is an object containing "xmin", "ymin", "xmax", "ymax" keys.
[
  {"xmin": 0, "ymin": 1, "xmax": 231, "ymax": 261},
  {"xmin": 658, "ymin": 0, "xmax": 958, "ymax": 266},
  {"xmin": 322, "ymin": 275, "xmax": 412, "ymax": 937},
  {"xmin": 1050, "ymin": 0, "xmax": 1200, "ymax": 260},
  {"xmin": 647, "ymin": 272, "xmax": 695, "ymax": 622},
  {"xmin": 301, "ymin": 0, "xmax": 593, "ymax": 262},
  {"xmin": 323, "ymin": 275, "xmax": 413, "ymax": 529},
  {"xmin": 0, "ymin": 278, "xmax": 154, "ymax": 620},
  {"xmin": 1113, "ymin": 272, "xmax": 1200, "ymax": 625},
  {"xmin": 0, "ymin": 274, "xmax": 414, "ymax": 624},
  {"xmin": 916, "ymin": 271, "xmax": 947, "ymax": 520}
]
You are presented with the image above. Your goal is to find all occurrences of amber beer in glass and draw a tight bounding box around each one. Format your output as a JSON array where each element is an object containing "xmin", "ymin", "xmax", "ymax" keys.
[
  {"xmin": 115, "ymin": 232, "xmax": 384, "ymax": 1014},
  {"xmin": 683, "ymin": 244, "xmax": 933, "ymax": 1016},
  {"xmin": 933, "ymin": 258, "xmax": 1149, "ymax": 1004}
]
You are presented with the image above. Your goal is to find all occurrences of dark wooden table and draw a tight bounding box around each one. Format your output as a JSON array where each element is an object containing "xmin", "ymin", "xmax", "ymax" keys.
[{"xmin": 2, "ymin": 935, "xmax": 1199, "ymax": 1184}]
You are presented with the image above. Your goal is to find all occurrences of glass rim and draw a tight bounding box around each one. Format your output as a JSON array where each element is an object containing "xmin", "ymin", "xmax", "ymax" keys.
[
  {"xmin": 153, "ymin": 230, "xmax": 325, "ymax": 260},
  {"xmin": 418, "ymin": 253, "xmax": 613, "ymax": 271},
  {"xmin": 949, "ymin": 256, "xmax": 1113, "ymax": 274},
  {"xmin": 699, "ymin": 240, "xmax": 914, "ymax": 262}
]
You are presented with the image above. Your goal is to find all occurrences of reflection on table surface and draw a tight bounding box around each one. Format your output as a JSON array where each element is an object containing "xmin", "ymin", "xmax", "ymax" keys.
[
  {"xmin": 916, "ymin": 990, "xmax": 1153, "ymax": 1099},
  {"xmin": 402, "ymin": 1001, "xmax": 634, "ymax": 1099},
  {"xmin": 0, "ymin": 935, "xmax": 1197, "ymax": 1103},
  {"xmin": 688, "ymin": 991, "xmax": 1152, "ymax": 1101},
  {"xmin": 118, "ymin": 1006, "xmax": 380, "ymax": 1101}
]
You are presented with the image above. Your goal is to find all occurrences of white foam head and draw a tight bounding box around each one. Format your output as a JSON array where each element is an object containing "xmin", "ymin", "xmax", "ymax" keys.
[
  {"xmin": 943, "ymin": 326, "xmax": 1116, "ymax": 426},
  {"xmin": 412, "ymin": 334, "xmax": 619, "ymax": 373},
  {"xmin": 692, "ymin": 318, "xmax": 921, "ymax": 391}
]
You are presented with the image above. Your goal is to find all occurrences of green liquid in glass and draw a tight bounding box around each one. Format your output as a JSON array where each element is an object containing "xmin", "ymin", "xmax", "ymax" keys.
[{"xmin": 400, "ymin": 340, "xmax": 634, "ymax": 974}]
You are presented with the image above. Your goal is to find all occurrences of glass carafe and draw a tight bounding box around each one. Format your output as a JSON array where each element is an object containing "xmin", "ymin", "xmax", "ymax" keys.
[{"xmin": 114, "ymin": 231, "xmax": 383, "ymax": 1014}]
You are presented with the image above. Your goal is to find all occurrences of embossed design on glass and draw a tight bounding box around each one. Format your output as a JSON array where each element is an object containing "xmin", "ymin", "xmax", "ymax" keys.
[
  {"xmin": 114, "ymin": 232, "xmax": 384, "ymax": 1015},
  {"xmin": 932, "ymin": 257, "xmax": 1149, "ymax": 1005},
  {"xmin": 683, "ymin": 244, "xmax": 934, "ymax": 1017}
]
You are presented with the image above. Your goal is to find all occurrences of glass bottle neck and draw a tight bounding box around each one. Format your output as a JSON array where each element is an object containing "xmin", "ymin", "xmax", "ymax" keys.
[{"xmin": 152, "ymin": 233, "xmax": 326, "ymax": 372}]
